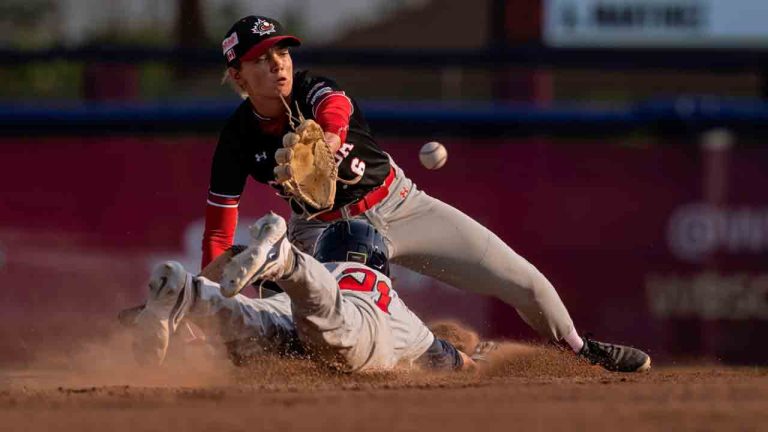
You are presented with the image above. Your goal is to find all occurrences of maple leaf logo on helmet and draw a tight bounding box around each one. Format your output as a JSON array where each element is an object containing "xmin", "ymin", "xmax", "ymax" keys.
[{"xmin": 252, "ymin": 18, "xmax": 276, "ymax": 36}]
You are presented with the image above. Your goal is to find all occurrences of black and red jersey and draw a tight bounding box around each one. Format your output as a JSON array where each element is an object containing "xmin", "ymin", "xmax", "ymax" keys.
[{"xmin": 209, "ymin": 70, "xmax": 391, "ymax": 209}]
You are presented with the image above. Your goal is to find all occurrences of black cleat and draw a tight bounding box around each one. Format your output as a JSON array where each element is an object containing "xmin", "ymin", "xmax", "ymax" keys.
[{"xmin": 578, "ymin": 336, "xmax": 651, "ymax": 373}]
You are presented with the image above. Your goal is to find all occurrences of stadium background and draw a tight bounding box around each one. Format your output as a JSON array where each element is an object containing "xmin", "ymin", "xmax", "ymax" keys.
[{"xmin": 1, "ymin": 0, "xmax": 768, "ymax": 366}]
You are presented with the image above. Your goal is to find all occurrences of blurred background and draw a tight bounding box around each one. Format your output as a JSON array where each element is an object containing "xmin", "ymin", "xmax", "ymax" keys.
[{"xmin": 1, "ymin": 0, "xmax": 767, "ymax": 365}]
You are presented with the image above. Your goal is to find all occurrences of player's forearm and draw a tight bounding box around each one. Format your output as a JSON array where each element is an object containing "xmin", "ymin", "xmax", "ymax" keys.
[
  {"xmin": 201, "ymin": 199, "xmax": 239, "ymax": 268},
  {"xmin": 202, "ymin": 232, "xmax": 234, "ymax": 269}
]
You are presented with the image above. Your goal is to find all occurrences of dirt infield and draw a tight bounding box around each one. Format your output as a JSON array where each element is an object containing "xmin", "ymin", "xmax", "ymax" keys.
[
  {"xmin": 1, "ymin": 325, "xmax": 766, "ymax": 432},
  {"xmin": 0, "ymin": 345, "xmax": 768, "ymax": 432}
]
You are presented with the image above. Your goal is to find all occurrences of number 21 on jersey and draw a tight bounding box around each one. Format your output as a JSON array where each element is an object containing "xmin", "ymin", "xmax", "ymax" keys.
[{"xmin": 337, "ymin": 268, "xmax": 392, "ymax": 313}]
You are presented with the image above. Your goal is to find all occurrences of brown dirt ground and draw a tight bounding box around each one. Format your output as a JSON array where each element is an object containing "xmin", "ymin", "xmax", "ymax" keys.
[{"xmin": 1, "ymin": 323, "xmax": 767, "ymax": 432}]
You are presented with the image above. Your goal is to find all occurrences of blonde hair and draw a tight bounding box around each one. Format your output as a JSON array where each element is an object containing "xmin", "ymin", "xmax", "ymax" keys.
[{"xmin": 221, "ymin": 67, "xmax": 248, "ymax": 99}]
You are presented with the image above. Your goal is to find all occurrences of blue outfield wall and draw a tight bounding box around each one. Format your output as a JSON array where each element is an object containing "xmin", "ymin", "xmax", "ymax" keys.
[{"xmin": 3, "ymin": 97, "xmax": 768, "ymax": 135}]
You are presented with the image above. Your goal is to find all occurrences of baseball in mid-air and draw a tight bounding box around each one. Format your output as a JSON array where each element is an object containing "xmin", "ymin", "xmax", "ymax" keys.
[{"xmin": 419, "ymin": 141, "xmax": 447, "ymax": 170}]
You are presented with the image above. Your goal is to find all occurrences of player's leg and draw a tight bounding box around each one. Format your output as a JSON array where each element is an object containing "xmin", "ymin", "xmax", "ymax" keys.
[
  {"xmin": 289, "ymin": 216, "xmax": 475, "ymax": 372},
  {"xmin": 385, "ymin": 193, "xmax": 574, "ymax": 340},
  {"xmin": 279, "ymin": 252, "xmax": 397, "ymax": 371},
  {"xmin": 365, "ymin": 166, "xmax": 650, "ymax": 372},
  {"xmin": 222, "ymin": 212, "xmax": 395, "ymax": 372},
  {"xmin": 188, "ymin": 277, "xmax": 298, "ymax": 357},
  {"xmin": 284, "ymin": 174, "xmax": 575, "ymax": 360},
  {"xmin": 283, "ymin": 160, "xmax": 571, "ymax": 340},
  {"xmin": 276, "ymin": 249, "xmax": 467, "ymax": 372},
  {"xmin": 132, "ymin": 260, "xmax": 298, "ymax": 365}
]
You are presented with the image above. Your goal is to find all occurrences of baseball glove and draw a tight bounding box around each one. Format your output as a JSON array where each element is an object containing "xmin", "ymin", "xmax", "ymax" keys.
[{"xmin": 274, "ymin": 119, "xmax": 338, "ymax": 211}]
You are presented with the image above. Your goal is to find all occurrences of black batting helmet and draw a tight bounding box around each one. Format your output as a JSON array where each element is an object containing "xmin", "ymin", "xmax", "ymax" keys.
[{"xmin": 313, "ymin": 219, "xmax": 389, "ymax": 276}]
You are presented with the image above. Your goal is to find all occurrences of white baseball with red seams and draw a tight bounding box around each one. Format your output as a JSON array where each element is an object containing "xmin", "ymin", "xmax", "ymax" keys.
[{"xmin": 419, "ymin": 141, "xmax": 447, "ymax": 170}]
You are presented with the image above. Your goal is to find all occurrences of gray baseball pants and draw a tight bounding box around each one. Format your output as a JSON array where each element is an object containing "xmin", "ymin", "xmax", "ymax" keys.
[
  {"xmin": 289, "ymin": 158, "xmax": 575, "ymax": 341},
  {"xmin": 187, "ymin": 255, "xmax": 400, "ymax": 371}
]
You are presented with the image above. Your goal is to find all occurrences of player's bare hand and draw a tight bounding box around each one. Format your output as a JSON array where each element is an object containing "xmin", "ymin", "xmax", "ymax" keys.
[{"xmin": 274, "ymin": 165, "xmax": 292, "ymax": 183}]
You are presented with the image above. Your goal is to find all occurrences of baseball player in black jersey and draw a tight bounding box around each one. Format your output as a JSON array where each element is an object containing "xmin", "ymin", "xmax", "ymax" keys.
[{"xmin": 202, "ymin": 15, "xmax": 651, "ymax": 373}]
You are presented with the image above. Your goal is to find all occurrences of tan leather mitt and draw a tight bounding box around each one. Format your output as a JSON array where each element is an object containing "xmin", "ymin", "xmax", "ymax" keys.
[{"xmin": 274, "ymin": 119, "xmax": 338, "ymax": 211}]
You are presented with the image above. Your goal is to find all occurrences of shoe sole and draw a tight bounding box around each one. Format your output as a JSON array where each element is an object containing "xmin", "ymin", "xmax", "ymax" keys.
[
  {"xmin": 221, "ymin": 217, "xmax": 287, "ymax": 297},
  {"xmin": 244, "ymin": 232, "xmax": 287, "ymax": 285},
  {"xmin": 635, "ymin": 356, "xmax": 652, "ymax": 372}
]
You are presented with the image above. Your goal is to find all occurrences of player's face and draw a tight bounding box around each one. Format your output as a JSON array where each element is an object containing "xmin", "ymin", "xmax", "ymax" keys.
[{"xmin": 236, "ymin": 46, "xmax": 293, "ymax": 100}]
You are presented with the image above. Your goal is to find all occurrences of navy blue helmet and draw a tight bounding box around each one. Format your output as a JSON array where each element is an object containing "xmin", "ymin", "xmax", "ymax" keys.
[{"xmin": 313, "ymin": 219, "xmax": 390, "ymax": 276}]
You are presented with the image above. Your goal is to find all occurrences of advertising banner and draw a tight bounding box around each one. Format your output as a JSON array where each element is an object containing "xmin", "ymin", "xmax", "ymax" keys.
[{"xmin": 544, "ymin": 0, "xmax": 768, "ymax": 48}]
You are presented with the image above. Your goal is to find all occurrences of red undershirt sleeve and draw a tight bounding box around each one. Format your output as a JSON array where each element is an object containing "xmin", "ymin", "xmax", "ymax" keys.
[
  {"xmin": 202, "ymin": 192, "xmax": 240, "ymax": 269},
  {"xmin": 313, "ymin": 92, "xmax": 353, "ymax": 143}
]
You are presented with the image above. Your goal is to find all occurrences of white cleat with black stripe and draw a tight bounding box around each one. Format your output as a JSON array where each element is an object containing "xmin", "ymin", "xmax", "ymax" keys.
[
  {"xmin": 132, "ymin": 261, "xmax": 195, "ymax": 366},
  {"xmin": 220, "ymin": 212, "xmax": 293, "ymax": 298}
]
